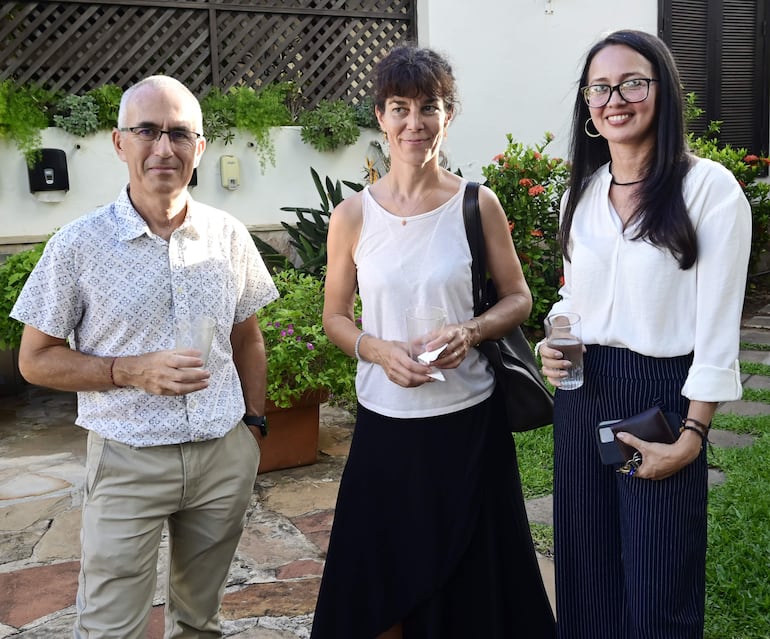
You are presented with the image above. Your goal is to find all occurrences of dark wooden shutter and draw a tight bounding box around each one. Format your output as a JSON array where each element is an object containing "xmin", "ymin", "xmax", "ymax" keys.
[{"xmin": 659, "ymin": 0, "xmax": 769, "ymax": 155}]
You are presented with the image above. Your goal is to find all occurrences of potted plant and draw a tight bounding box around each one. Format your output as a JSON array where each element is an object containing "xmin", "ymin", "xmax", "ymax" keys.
[{"xmin": 255, "ymin": 267, "xmax": 360, "ymax": 472}]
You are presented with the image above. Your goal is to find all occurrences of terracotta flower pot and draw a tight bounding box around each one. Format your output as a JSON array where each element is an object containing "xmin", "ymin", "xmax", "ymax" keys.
[{"xmin": 258, "ymin": 390, "xmax": 328, "ymax": 473}]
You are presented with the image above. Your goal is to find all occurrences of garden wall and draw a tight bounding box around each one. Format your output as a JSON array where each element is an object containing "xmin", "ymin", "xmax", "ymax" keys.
[{"xmin": 0, "ymin": 126, "xmax": 380, "ymax": 252}]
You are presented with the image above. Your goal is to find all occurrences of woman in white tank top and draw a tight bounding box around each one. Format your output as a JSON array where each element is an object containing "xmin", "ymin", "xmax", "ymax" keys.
[{"xmin": 311, "ymin": 44, "xmax": 556, "ymax": 639}]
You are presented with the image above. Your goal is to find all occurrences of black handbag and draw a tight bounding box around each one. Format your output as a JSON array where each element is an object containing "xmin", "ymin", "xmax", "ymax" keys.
[{"xmin": 462, "ymin": 182, "xmax": 554, "ymax": 432}]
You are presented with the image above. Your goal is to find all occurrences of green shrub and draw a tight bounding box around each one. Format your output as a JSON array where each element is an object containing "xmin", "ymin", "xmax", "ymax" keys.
[
  {"xmin": 53, "ymin": 94, "xmax": 99, "ymax": 136},
  {"xmin": 0, "ymin": 79, "xmax": 57, "ymax": 166},
  {"xmin": 353, "ymin": 96, "xmax": 379, "ymax": 129},
  {"xmin": 686, "ymin": 95, "xmax": 770, "ymax": 274},
  {"xmin": 86, "ymin": 84, "xmax": 123, "ymax": 130},
  {"xmin": 201, "ymin": 83, "xmax": 294, "ymax": 170},
  {"xmin": 300, "ymin": 99, "xmax": 360, "ymax": 152},
  {"xmin": 0, "ymin": 240, "xmax": 48, "ymax": 350},
  {"xmin": 481, "ymin": 132, "xmax": 570, "ymax": 334},
  {"xmin": 257, "ymin": 268, "xmax": 360, "ymax": 408}
]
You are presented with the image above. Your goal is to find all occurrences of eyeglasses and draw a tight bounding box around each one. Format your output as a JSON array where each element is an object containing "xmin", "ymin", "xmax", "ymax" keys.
[
  {"xmin": 119, "ymin": 126, "xmax": 202, "ymax": 148},
  {"xmin": 581, "ymin": 78, "xmax": 657, "ymax": 108}
]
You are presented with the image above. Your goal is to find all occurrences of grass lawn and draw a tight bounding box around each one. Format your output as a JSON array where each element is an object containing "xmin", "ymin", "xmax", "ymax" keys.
[{"xmin": 515, "ymin": 356, "xmax": 770, "ymax": 638}]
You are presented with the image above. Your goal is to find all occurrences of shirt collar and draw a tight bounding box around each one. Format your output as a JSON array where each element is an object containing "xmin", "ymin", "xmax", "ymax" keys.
[{"xmin": 113, "ymin": 186, "xmax": 201, "ymax": 242}]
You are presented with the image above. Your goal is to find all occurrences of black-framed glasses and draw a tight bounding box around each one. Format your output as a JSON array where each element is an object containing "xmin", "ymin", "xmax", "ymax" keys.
[
  {"xmin": 581, "ymin": 78, "xmax": 657, "ymax": 108},
  {"xmin": 119, "ymin": 126, "xmax": 202, "ymax": 147}
]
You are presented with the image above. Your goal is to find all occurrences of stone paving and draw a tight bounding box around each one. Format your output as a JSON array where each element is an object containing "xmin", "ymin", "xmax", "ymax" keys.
[{"xmin": 1, "ymin": 306, "xmax": 768, "ymax": 638}]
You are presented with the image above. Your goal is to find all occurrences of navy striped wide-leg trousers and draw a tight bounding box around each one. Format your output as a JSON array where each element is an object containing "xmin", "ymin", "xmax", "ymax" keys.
[{"xmin": 553, "ymin": 345, "xmax": 707, "ymax": 639}]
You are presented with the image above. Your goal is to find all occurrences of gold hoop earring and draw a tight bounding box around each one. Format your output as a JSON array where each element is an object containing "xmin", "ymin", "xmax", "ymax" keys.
[
  {"xmin": 382, "ymin": 131, "xmax": 388, "ymax": 142},
  {"xmin": 584, "ymin": 118, "xmax": 602, "ymax": 139}
]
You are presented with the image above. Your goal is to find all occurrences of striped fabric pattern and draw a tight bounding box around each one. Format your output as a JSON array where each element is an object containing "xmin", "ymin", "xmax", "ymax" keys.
[{"xmin": 553, "ymin": 345, "xmax": 707, "ymax": 639}]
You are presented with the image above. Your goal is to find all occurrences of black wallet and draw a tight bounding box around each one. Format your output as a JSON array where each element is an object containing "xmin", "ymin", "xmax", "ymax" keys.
[{"xmin": 596, "ymin": 407, "xmax": 680, "ymax": 465}]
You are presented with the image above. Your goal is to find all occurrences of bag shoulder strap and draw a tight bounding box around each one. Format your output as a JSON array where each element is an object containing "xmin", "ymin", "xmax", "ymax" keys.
[{"xmin": 462, "ymin": 181, "xmax": 487, "ymax": 316}]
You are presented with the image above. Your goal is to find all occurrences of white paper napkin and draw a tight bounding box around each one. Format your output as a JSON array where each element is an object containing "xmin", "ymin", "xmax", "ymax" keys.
[{"xmin": 418, "ymin": 344, "xmax": 447, "ymax": 381}]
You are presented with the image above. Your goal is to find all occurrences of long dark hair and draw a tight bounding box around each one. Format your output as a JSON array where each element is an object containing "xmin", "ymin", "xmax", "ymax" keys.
[{"xmin": 559, "ymin": 30, "xmax": 696, "ymax": 269}]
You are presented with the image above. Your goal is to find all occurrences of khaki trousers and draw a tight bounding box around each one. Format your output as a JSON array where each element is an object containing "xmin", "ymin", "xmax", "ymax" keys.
[{"xmin": 74, "ymin": 422, "xmax": 260, "ymax": 639}]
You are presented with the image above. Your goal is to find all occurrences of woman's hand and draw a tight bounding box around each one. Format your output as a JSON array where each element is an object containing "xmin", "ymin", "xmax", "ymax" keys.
[
  {"xmin": 431, "ymin": 322, "xmax": 476, "ymax": 370},
  {"xmin": 615, "ymin": 429, "xmax": 703, "ymax": 480},
  {"xmin": 540, "ymin": 342, "xmax": 574, "ymax": 387},
  {"xmin": 375, "ymin": 339, "xmax": 438, "ymax": 388}
]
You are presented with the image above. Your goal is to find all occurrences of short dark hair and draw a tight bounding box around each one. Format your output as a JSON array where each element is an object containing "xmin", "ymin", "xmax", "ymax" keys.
[
  {"xmin": 560, "ymin": 30, "xmax": 696, "ymax": 269},
  {"xmin": 373, "ymin": 44, "xmax": 458, "ymax": 115}
]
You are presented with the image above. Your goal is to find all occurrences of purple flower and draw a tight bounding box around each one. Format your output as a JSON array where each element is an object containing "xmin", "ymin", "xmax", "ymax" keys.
[
  {"xmin": 287, "ymin": 327, "xmax": 294, "ymax": 335},
  {"xmin": 281, "ymin": 331, "xmax": 287, "ymax": 337},
  {"xmin": 306, "ymin": 343, "xmax": 315, "ymax": 350},
  {"xmin": 273, "ymin": 321, "xmax": 281, "ymax": 328}
]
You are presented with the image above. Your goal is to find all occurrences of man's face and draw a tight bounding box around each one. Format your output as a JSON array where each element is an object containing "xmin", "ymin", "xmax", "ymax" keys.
[{"xmin": 112, "ymin": 84, "xmax": 205, "ymax": 202}]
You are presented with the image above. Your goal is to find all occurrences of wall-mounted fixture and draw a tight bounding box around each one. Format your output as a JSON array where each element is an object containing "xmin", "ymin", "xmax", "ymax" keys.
[
  {"xmin": 28, "ymin": 148, "xmax": 69, "ymax": 201},
  {"xmin": 545, "ymin": 0, "xmax": 554, "ymax": 14},
  {"xmin": 220, "ymin": 155, "xmax": 240, "ymax": 190}
]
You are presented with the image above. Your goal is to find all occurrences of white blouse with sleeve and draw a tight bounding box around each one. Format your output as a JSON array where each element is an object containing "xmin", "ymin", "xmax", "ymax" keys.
[{"xmin": 549, "ymin": 156, "xmax": 752, "ymax": 402}]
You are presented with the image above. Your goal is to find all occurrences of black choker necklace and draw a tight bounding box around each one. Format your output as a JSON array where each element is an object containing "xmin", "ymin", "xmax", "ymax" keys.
[
  {"xmin": 611, "ymin": 176, "xmax": 644, "ymax": 186},
  {"xmin": 609, "ymin": 162, "xmax": 644, "ymax": 186}
]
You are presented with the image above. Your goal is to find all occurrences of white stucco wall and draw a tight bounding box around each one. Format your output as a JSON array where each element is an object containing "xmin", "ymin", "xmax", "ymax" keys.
[
  {"xmin": 0, "ymin": 127, "xmax": 380, "ymax": 245},
  {"xmin": 418, "ymin": 0, "xmax": 657, "ymax": 179}
]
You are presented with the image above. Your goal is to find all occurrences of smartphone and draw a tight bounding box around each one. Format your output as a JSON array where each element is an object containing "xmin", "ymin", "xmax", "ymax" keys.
[{"xmin": 596, "ymin": 419, "xmax": 625, "ymax": 465}]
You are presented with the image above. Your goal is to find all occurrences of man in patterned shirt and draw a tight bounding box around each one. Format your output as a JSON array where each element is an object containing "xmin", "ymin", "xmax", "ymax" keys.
[{"xmin": 11, "ymin": 75, "xmax": 279, "ymax": 638}]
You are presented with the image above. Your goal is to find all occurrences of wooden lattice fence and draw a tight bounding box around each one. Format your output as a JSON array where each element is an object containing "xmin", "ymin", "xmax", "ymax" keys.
[{"xmin": 0, "ymin": 0, "xmax": 416, "ymax": 106}]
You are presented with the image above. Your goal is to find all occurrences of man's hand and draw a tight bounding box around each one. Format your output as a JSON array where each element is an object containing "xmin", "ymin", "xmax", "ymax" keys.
[{"xmin": 114, "ymin": 350, "xmax": 210, "ymax": 395}]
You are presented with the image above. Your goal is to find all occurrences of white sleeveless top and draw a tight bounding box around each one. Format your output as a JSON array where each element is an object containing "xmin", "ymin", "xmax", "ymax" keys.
[{"xmin": 354, "ymin": 180, "xmax": 495, "ymax": 418}]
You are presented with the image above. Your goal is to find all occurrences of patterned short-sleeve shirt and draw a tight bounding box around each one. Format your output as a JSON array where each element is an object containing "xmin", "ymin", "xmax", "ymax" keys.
[{"xmin": 11, "ymin": 187, "xmax": 279, "ymax": 447}]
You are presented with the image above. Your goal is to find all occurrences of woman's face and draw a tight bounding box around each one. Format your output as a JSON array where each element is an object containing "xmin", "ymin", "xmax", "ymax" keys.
[
  {"xmin": 585, "ymin": 44, "xmax": 658, "ymax": 149},
  {"xmin": 376, "ymin": 94, "xmax": 451, "ymax": 167}
]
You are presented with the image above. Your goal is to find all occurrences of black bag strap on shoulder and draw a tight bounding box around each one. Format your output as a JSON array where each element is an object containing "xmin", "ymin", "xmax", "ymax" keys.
[{"xmin": 462, "ymin": 181, "xmax": 488, "ymax": 317}]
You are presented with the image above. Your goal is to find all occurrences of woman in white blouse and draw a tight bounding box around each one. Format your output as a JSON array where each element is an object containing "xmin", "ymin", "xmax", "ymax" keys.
[{"xmin": 539, "ymin": 30, "xmax": 751, "ymax": 638}]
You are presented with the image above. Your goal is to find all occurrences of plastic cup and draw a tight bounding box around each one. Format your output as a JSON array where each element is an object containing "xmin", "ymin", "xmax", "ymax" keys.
[
  {"xmin": 405, "ymin": 305, "xmax": 447, "ymax": 361},
  {"xmin": 174, "ymin": 316, "xmax": 216, "ymax": 367}
]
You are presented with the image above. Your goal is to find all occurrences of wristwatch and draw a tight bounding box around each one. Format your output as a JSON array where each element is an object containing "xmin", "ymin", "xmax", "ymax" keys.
[{"xmin": 243, "ymin": 414, "xmax": 268, "ymax": 437}]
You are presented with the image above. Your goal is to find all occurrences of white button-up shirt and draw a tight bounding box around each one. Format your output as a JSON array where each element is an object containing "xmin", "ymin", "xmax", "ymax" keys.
[
  {"xmin": 551, "ymin": 157, "xmax": 751, "ymax": 402},
  {"xmin": 12, "ymin": 187, "xmax": 279, "ymax": 446}
]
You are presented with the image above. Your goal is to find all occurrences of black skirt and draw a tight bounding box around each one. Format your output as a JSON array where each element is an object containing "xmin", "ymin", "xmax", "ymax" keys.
[{"xmin": 311, "ymin": 390, "xmax": 556, "ymax": 639}]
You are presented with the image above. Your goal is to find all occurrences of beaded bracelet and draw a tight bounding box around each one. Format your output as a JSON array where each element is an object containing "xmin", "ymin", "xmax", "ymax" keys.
[{"xmin": 354, "ymin": 331, "xmax": 369, "ymax": 362}]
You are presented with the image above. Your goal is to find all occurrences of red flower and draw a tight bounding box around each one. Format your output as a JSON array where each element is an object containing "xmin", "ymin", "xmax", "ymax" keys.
[
  {"xmin": 533, "ymin": 152, "xmax": 542, "ymax": 160},
  {"xmin": 493, "ymin": 153, "xmax": 505, "ymax": 162},
  {"xmin": 528, "ymin": 184, "xmax": 545, "ymax": 197},
  {"xmin": 530, "ymin": 229, "xmax": 544, "ymax": 238},
  {"xmin": 559, "ymin": 276, "xmax": 565, "ymax": 287},
  {"xmin": 508, "ymin": 221, "xmax": 515, "ymax": 232},
  {"xmin": 519, "ymin": 178, "xmax": 534, "ymax": 187},
  {"xmin": 763, "ymin": 158, "xmax": 770, "ymax": 166},
  {"xmin": 744, "ymin": 154, "xmax": 759, "ymax": 163}
]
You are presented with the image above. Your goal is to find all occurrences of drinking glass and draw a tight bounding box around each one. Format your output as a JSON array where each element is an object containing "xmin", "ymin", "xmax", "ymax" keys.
[{"xmin": 544, "ymin": 311, "xmax": 583, "ymax": 390}]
